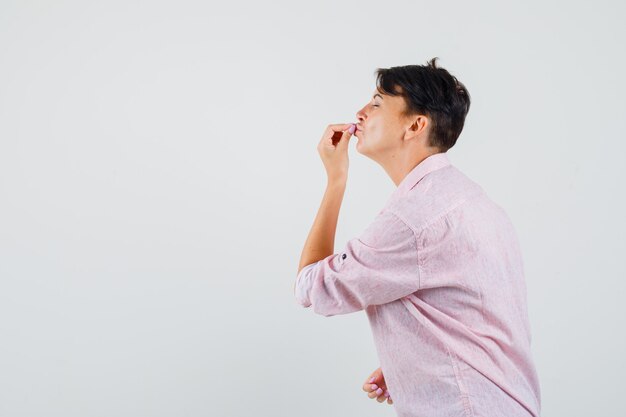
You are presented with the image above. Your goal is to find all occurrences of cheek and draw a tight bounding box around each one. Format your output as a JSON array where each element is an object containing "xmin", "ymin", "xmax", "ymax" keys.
[
  {"xmin": 371, "ymin": 115, "xmax": 389, "ymax": 131},
  {"xmin": 368, "ymin": 121, "xmax": 386, "ymax": 139}
]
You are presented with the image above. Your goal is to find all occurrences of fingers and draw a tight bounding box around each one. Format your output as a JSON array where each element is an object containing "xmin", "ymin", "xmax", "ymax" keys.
[
  {"xmin": 335, "ymin": 125, "xmax": 356, "ymax": 147},
  {"xmin": 322, "ymin": 123, "xmax": 356, "ymax": 148},
  {"xmin": 327, "ymin": 123, "xmax": 356, "ymax": 138},
  {"xmin": 362, "ymin": 377, "xmax": 382, "ymax": 396},
  {"xmin": 376, "ymin": 389, "xmax": 392, "ymax": 404},
  {"xmin": 377, "ymin": 390, "xmax": 391, "ymax": 403},
  {"xmin": 328, "ymin": 123, "xmax": 355, "ymax": 132},
  {"xmin": 362, "ymin": 369, "xmax": 382, "ymax": 393},
  {"xmin": 364, "ymin": 382, "xmax": 392, "ymax": 403},
  {"xmin": 361, "ymin": 381, "xmax": 376, "ymax": 393},
  {"xmin": 362, "ymin": 367, "xmax": 393, "ymax": 405},
  {"xmin": 362, "ymin": 375, "xmax": 378, "ymax": 390},
  {"xmin": 367, "ymin": 384, "xmax": 384, "ymax": 399},
  {"xmin": 369, "ymin": 386, "xmax": 383, "ymax": 399},
  {"xmin": 364, "ymin": 369, "xmax": 382, "ymax": 385}
]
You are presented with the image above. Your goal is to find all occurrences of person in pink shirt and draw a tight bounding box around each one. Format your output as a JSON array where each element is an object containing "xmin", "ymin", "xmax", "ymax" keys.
[{"xmin": 294, "ymin": 57, "xmax": 542, "ymax": 417}]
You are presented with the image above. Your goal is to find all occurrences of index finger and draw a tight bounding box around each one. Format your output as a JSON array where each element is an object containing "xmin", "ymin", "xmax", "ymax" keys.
[
  {"xmin": 362, "ymin": 382, "xmax": 377, "ymax": 392},
  {"xmin": 362, "ymin": 376, "xmax": 377, "ymax": 391},
  {"xmin": 328, "ymin": 123, "xmax": 355, "ymax": 132}
]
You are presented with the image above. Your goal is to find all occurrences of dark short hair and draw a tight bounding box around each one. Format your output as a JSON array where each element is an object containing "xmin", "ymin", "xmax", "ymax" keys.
[{"xmin": 374, "ymin": 57, "xmax": 471, "ymax": 152}]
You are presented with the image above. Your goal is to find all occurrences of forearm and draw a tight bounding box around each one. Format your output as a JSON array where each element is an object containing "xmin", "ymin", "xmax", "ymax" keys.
[{"xmin": 297, "ymin": 179, "xmax": 347, "ymax": 275}]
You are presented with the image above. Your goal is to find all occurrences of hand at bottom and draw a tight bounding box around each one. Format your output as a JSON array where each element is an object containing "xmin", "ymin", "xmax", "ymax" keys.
[{"xmin": 362, "ymin": 366, "xmax": 393, "ymax": 405}]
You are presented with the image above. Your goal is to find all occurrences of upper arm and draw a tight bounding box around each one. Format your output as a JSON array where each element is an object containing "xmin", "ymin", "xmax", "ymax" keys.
[{"xmin": 294, "ymin": 210, "xmax": 421, "ymax": 316}]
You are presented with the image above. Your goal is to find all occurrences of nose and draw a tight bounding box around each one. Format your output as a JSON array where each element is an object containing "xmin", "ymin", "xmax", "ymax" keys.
[{"xmin": 356, "ymin": 106, "xmax": 366, "ymax": 123}]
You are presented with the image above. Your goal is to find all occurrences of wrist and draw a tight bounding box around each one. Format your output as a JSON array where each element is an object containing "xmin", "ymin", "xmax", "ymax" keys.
[{"xmin": 327, "ymin": 176, "xmax": 347, "ymax": 188}]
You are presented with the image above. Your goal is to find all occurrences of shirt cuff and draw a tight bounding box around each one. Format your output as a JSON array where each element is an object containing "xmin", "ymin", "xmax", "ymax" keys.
[{"xmin": 295, "ymin": 262, "xmax": 319, "ymax": 307}]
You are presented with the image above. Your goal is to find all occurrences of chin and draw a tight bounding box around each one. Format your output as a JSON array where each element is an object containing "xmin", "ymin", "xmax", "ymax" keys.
[{"xmin": 355, "ymin": 140, "xmax": 368, "ymax": 156}]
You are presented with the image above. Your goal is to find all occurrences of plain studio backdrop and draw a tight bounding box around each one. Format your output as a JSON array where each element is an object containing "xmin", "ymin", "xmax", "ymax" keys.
[{"xmin": 1, "ymin": 1, "xmax": 624, "ymax": 416}]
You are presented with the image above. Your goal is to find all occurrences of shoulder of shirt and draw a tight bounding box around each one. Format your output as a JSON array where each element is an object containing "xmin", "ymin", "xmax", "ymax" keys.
[{"xmin": 385, "ymin": 165, "xmax": 487, "ymax": 233}]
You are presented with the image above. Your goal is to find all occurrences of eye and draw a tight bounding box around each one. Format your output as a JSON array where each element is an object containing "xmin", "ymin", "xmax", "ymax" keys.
[{"xmin": 372, "ymin": 104, "xmax": 379, "ymax": 107}]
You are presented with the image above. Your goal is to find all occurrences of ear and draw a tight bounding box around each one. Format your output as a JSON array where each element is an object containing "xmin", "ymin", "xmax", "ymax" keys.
[{"xmin": 404, "ymin": 115, "xmax": 429, "ymax": 141}]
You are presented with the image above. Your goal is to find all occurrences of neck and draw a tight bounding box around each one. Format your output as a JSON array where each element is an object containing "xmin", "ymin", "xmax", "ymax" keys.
[{"xmin": 381, "ymin": 146, "xmax": 443, "ymax": 187}]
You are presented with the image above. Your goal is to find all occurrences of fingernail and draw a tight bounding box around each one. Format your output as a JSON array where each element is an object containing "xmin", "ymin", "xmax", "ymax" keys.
[
  {"xmin": 348, "ymin": 124, "xmax": 356, "ymax": 134},
  {"xmin": 369, "ymin": 377, "xmax": 376, "ymax": 383},
  {"xmin": 384, "ymin": 391, "xmax": 390, "ymax": 398},
  {"xmin": 371, "ymin": 384, "xmax": 378, "ymax": 390},
  {"xmin": 376, "ymin": 388, "xmax": 383, "ymax": 395}
]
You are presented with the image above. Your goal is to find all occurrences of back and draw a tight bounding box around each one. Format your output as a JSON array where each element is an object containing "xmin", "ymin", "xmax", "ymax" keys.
[{"xmin": 373, "ymin": 162, "xmax": 542, "ymax": 416}]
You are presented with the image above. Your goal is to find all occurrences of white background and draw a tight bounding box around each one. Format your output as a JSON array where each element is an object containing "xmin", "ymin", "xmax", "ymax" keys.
[{"xmin": 1, "ymin": 1, "xmax": 624, "ymax": 416}]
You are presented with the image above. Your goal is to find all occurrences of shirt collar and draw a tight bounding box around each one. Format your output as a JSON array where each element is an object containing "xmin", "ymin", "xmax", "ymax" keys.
[{"xmin": 384, "ymin": 152, "xmax": 451, "ymax": 206}]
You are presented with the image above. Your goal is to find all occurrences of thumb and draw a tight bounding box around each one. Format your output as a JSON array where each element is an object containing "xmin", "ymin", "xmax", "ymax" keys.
[{"xmin": 338, "ymin": 124, "xmax": 356, "ymax": 147}]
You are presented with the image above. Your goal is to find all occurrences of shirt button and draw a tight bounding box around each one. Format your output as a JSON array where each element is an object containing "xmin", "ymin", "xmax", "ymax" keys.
[{"xmin": 342, "ymin": 253, "xmax": 347, "ymax": 260}]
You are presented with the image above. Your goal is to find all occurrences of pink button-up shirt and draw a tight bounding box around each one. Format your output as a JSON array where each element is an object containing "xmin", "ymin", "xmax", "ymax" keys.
[{"xmin": 295, "ymin": 152, "xmax": 541, "ymax": 417}]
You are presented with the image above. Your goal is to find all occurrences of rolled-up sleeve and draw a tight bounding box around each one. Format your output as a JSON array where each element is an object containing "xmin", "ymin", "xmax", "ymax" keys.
[
  {"xmin": 294, "ymin": 210, "xmax": 421, "ymax": 316},
  {"xmin": 294, "ymin": 262, "xmax": 317, "ymax": 308}
]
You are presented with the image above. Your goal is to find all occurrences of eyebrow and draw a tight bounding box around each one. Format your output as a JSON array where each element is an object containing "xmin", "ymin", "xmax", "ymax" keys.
[{"xmin": 372, "ymin": 93, "xmax": 384, "ymax": 100}]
